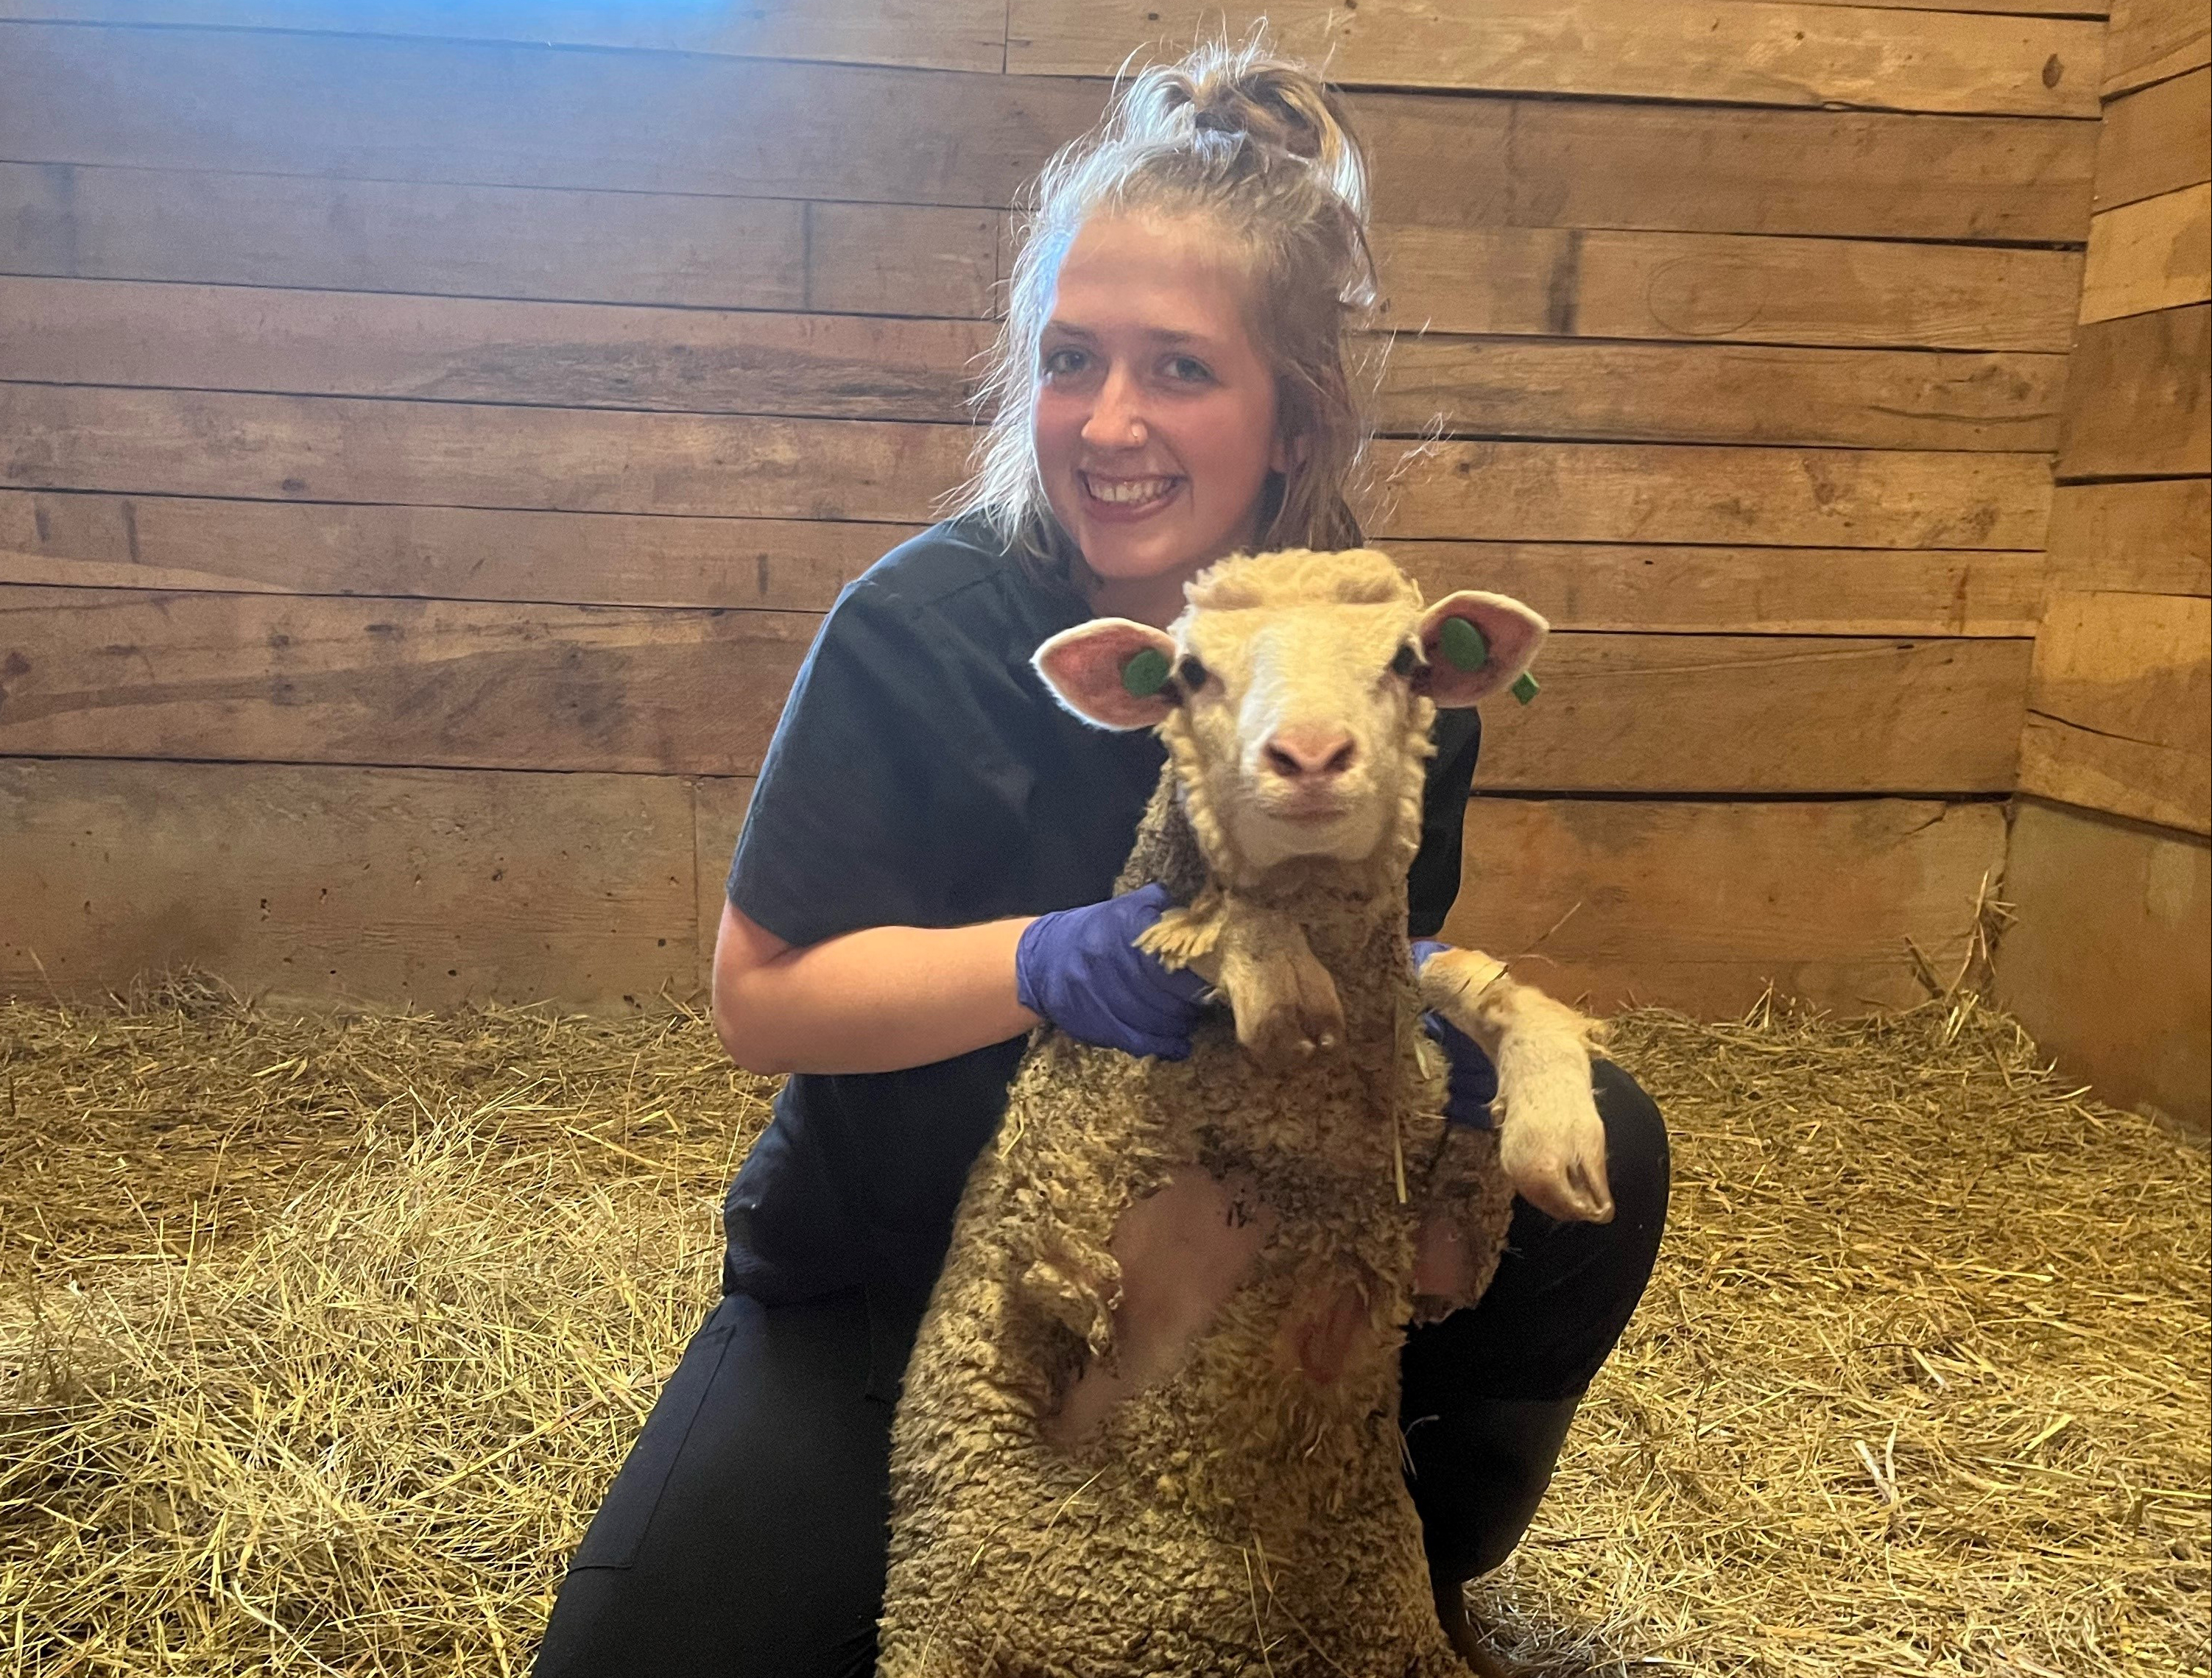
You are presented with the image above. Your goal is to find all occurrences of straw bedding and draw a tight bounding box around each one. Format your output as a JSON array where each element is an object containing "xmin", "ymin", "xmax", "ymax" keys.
[{"xmin": 1, "ymin": 978, "xmax": 2204, "ymax": 1676}]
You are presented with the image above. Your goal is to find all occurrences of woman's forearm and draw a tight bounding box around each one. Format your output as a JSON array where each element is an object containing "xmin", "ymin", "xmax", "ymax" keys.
[{"xmin": 712, "ymin": 903, "xmax": 1039, "ymax": 1075}]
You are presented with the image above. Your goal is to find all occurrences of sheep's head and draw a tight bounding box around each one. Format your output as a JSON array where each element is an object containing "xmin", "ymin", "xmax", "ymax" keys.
[{"xmin": 1035, "ymin": 549, "xmax": 1546, "ymax": 884}]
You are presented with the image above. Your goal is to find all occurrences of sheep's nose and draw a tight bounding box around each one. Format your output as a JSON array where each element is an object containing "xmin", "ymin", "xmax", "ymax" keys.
[{"xmin": 1263, "ymin": 727, "xmax": 1358, "ymax": 780}]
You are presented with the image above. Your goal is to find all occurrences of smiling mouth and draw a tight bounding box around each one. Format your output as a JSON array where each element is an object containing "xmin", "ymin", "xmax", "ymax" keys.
[{"xmin": 1079, "ymin": 471, "xmax": 1180, "ymax": 512}]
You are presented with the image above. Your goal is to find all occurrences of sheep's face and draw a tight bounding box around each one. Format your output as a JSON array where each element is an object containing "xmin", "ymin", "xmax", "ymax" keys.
[{"xmin": 1035, "ymin": 549, "xmax": 1547, "ymax": 876}]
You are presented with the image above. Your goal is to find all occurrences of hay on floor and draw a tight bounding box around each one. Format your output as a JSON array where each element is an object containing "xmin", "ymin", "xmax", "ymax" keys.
[{"xmin": 1, "ymin": 979, "xmax": 2205, "ymax": 1676}]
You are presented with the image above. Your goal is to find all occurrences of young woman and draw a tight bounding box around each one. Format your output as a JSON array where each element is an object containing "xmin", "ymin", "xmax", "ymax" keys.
[{"xmin": 534, "ymin": 43, "xmax": 1669, "ymax": 1678}]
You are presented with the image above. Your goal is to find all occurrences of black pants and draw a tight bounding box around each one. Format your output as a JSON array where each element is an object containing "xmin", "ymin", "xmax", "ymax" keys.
[{"xmin": 535, "ymin": 1061, "xmax": 1669, "ymax": 1678}]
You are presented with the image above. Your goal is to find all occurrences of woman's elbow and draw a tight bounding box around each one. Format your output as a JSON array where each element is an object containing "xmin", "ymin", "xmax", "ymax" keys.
[
  {"xmin": 712, "ymin": 978, "xmax": 795, "ymax": 1076},
  {"xmin": 711, "ymin": 902, "xmax": 800, "ymax": 1075}
]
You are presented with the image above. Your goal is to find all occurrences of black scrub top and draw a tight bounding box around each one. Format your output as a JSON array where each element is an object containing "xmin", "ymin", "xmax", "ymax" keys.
[{"xmin": 722, "ymin": 518, "xmax": 1482, "ymax": 1391}]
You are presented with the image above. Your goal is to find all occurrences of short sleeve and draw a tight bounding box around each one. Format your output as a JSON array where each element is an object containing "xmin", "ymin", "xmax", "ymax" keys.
[{"xmin": 728, "ymin": 579, "xmax": 1004, "ymax": 948}]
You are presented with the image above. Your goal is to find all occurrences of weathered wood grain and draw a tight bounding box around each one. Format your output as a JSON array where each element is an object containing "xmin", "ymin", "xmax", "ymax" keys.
[
  {"xmin": 0, "ymin": 278, "xmax": 993, "ymax": 421},
  {"xmin": 2102, "ymin": 0, "xmax": 2211, "ymax": 97},
  {"xmin": 1376, "ymin": 336, "xmax": 2065, "ymax": 451},
  {"xmin": 0, "ymin": 587, "xmax": 822, "ymax": 776},
  {"xmin": 0, "ymin": 25, "xmax": 2097, "ymax": 241},
  {"xmin": 0, "ymin": 0, "xmax": 1007, "ymax": 73},
  {"xmin": 0, "ymin": 493, "xmax": 2038, "ymax": 635},
  {"xmin": 1359, "ymin": 95, "xmax": 2094, "ymax": 242},
  {"xmin": 0, "ymin": 23, "xmax": 1102, "ymax": 208},
  {"xmin": 0, "ymin": 163, "xmax": 1001, "ymax": 318},
  {"xmin": 2055, "ymin": 303, "xmax": 2212, "ymax": 479},
  {"xmin": 0, "ymin": 491, "xmax": 912, "ymax": 610},
  {"xmin": 1996, "ymin": 797, "xmax": 2210, "ymax": 1132},
  {"xmin": 0, "ymin": 385, "xmax": 977, "ymax": 521},
  {"xmin": 2079, "ymin": 184, "xmax": 2212, "ymax": 323},
  {"xmin": 1006, "ymin": 0, "xmax": 2102, "ymax": 116},
  {"xmin": 0, "ymin": 757, "xmax": 701, "ymax": 1009},
  {"xmin": 0, "ymin": 385, "xmax": 2051, "ymax": 549},
  {"xmin": 693, "ymin": 775, "xmax": 756, "ymax": 994},
  {"xmin": 1441, "ymin": 795, "xmax": 2009, "ymax": 1015},
  {"xmin": 2019, "ymin": 588, "xmax": 2212, "ymax": 833},
  {"xmin": 1377, "ymin": 225, "xmax": 2082, "ymax": 351},
  {"xmin": 1372, "ymin": 439, "xmax": 2051, "ymax": 549},
  {"xmin": 2094, "ymin": 67, "xmax": 2211, "ymax": 211},
  {"xmin": 1389, "ymin": 542, "xmax": 2043, "ymax": 636},
  {"xmin": 0, "ymin": 586, "xmax": 2028, "ymax": 792},
  {"xmin": 0, "ymin": 275, "xmax": 2065, "ymax": 451},
  {"xmin": 2045, "ymin": 478, "xmax": 2212, "ymax": 596}
]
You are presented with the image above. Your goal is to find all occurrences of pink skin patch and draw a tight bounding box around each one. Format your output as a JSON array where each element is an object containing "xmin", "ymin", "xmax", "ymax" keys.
[
  {"xmin": 1282, "ymin": 1283, "xmax": 1373, "ymax": 1388},
  {"xmin": 1412, "ymin": 1211, "xmax": 1477, "ymax": 1302},
  {"xmin": 1046, "ymin": 1167, "xmax": 1277, "ymax": 1447}
]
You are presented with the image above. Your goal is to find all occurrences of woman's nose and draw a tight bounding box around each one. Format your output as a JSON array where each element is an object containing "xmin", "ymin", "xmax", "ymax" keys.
[{"xmin": 1079, "ymin": 367, "xmax": 1147, "ymax": 450}]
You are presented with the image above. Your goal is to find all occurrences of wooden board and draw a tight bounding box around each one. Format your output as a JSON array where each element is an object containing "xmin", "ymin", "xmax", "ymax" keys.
[
  {"xmin": 0, "ymin": 384, "xmax": 977, "ymax": 522},
  {"xmin": 1377, "ymin": 225, "xmax": 2081, "ymax": 352},
  {"xmin": 0, "ymin": 587, "xmax": 823, "ymax": 777},
  {"xmin": 0, "ymin": 278, "xmax": 993, "ymax": 422},
  {"xmin": 693, "ymin": 776, "xmax": 756, "ymax": 995},
  {"xmin": 0, "ymin": 493, "xmax": 2037, "ymax": 635},
  {"xmin": 0, "ymin": 163, "xmax": 1001, "ymax": 319},
  {"xmin": 0, "ymin": 0, "xmax": 1007, "ymax": 72},
  {"xmin": 1388, "ymin": 542, "xmax": 2043, "ymax": 637},
  {"xmin": 1358, "ymin": 95, "xmax": 2094, "ymax": 242},
  {"xmin": 1371, "ymin": 439, "xmax": 2051, "ymax": 549},
  {"xmin": 0, "ymin": 23, "xmax": 1104, "ymax": 208},
  {"xmin": 2094, "ymin": 66, "xmax": 2212, "ymax": 211},
  {"xmin": 0, "ymin": 275, "xmax": 2064, "ymax": 451},
  {"xmin": 1440, "ymin": 795, "xmax": 2008, "ymax": 1016},
  {"xmin": 1005, "ymin": 0, "xmax": 2102, "ymax": 117},
  {"xmin": 0, "ymin": 491, "xmax": 912, "ymax": 610},
  {"xmin": 1996, "ymin": 797, "xmax": 2210, "ymax": 1132},
  {"xmin": 0, "ymin": 586, "xmax": 2028, "ymax": 792},
  {"xmin": 2055, "ymin": 303, "xmax": 2212, "ymax": 480},
  {"xmin": 0, "ymin": 24, "xmax": 2099, "ymax": 241},
  {"xmin": 0, "ymin": 757, "xmax": 700, "ymax": 1009},
  {"xmin": 1376, "ymin": 336, "xmax": 2065, "ymax": 452},
  {"xmin": 2045, "ymin": 478, "xmax": 2212, "ymax": 596},
  {"xmin": 2102, "ymin": 0, "xmax": 2212, "ymax": 97},
  {"xmin": 2020, "ymin": 588, "xmax": 2212, "ymax": 833},
  {"xmin": 0, "ymin": 384, "xmax": 2051, "ymax": 549},
  {"xmin": 2079, "ymin": 185, "xmax": 2212, "ymax": 324}
]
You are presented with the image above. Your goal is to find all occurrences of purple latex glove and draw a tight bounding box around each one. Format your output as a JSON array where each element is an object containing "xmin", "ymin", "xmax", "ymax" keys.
[
  {"xmin": 1413, "ymin": 939, "xmax": 1498, "ymax": 1127},
  {"xmin": 1015, "ymin": 883, "xmax": 1213, "ymax": 1060}
]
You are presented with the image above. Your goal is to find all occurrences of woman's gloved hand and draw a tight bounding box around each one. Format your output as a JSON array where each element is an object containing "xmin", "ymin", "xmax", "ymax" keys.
[
  {"xmin": 1015, "ymin": 883, "xmax": 1213, "ymax": 1060},
  {"xmin": 1412, "ymin": 939, "xmax": 1498, "ymax": 1128}
]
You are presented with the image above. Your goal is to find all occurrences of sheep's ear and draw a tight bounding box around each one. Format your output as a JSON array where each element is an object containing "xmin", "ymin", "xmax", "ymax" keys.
[
  {"xmin": 1417, "ymin": 591, "xmax": 1549, "ymax": 708},
  {"xmin": 1034, "ymin": 618, "xmax": 1183, "ymax": 730}
]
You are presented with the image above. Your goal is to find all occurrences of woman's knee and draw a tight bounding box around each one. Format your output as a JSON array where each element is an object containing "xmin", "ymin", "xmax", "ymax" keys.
[{"xmin": 1592, "ymin": 1057, "xmax": 1669, "ymax": 1252}]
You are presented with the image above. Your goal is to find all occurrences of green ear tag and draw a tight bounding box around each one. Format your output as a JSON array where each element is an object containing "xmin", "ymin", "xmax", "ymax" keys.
[
  {"xmin": 1510, "ymin": 671, "xmax": 1541, "ymax": 705},
  {"xmin": 1439, "ymin": 615, "xmax": 1490, "ymax": 672},
  {"xmin": 1120, "ymin": 647, "xmax": 1172, "ymax": 698}
]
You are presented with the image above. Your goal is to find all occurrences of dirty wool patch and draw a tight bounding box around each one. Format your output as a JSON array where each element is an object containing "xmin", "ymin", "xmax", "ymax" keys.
[{"xmin": 1, "ymin": 983, "xmax": 2205, "ymax": 1676}]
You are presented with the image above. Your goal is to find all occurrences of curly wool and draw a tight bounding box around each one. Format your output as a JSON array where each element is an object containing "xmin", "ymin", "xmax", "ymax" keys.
[{"xmin": 877, "ymin": 672, "xmax": 1514, "ymax": 1676}]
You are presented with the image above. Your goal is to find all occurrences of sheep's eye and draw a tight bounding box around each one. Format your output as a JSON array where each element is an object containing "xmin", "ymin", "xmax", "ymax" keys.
[
  {"xmin": 1175, "ymin": 655, "xmax": 1211, "ymax": 690},
  {"xmin": 1389, "ymin": 644, "xmax": 1420, "ymax": 679}
]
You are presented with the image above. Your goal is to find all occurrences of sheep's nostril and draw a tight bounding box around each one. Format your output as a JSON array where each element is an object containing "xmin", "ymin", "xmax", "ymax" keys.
[{"xmin": 1265, "ymin": 730, "xmax": 1358, "ymax": 779}]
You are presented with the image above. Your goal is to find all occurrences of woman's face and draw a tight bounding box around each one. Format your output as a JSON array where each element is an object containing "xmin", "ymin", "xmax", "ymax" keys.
[{"xmin": 1032, "ymin": 214, "xmax": 1287, "ymax": 623}]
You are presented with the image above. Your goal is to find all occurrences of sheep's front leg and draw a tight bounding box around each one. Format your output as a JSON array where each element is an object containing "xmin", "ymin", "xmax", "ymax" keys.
[
  {"xmin": 1420, "ymin": 949, "xmax": 1613, "ymax": 1224},
  {"xmin": 1142, "ymin": 895, "xmax": 1344, "ymax": 1074}
]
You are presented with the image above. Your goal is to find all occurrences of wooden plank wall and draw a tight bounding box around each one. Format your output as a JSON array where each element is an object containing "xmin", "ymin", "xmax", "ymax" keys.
[
  {"xmin": 0, "ymin": 1, "xmax": 2100, "ymax": 1016},
  {"xmin": 1996, "ymin": 0, "xmax": 2211, "ymax": 1132}
]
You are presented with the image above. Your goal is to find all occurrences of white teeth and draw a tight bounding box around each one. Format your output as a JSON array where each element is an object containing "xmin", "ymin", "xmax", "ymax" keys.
[{"xmin": 1085, "ymin": 475, "xmax": 1176, "ymax": 506}]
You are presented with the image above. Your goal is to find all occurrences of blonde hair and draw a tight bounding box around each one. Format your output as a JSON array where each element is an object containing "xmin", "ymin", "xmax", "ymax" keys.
[{"xmin": 950, "ymin": 37, "xmax": 1378, "ymax": 593}]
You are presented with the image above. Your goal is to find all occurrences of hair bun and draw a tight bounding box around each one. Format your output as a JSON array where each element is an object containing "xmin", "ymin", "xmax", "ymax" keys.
[{"xmin": 1116, "ymin": 38, "xmax": 1367, "ymax": 216}]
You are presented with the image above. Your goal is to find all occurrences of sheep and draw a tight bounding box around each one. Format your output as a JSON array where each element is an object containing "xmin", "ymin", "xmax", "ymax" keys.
[{"xmin": 875, "ymin": 547, "xmax": 1611, "ymax": 1678}]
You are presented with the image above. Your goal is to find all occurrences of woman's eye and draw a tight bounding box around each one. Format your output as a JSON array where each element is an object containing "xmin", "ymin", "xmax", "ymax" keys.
[
  {"xmin": 1163, "ymin": 355, "xmax": 1214, "ymax": 384},
  {"xmin": 1389, "ymin": 645, "xmax": 1420, "ymax": 679},
  {"xmin": 1041, "ymin": 346, "xmax": 1089, "ymax": 378}
]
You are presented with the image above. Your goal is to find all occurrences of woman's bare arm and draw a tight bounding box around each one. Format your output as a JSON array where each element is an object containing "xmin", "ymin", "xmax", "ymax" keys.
[{"xmin": 711, "ymin": 901, "xmax": 1041, "ymax": 1076}]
